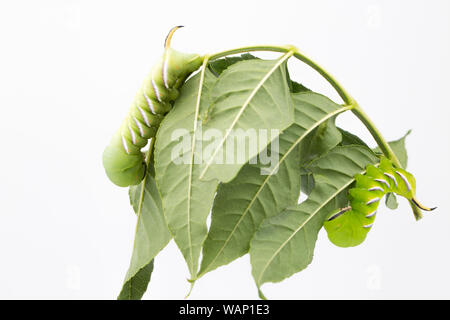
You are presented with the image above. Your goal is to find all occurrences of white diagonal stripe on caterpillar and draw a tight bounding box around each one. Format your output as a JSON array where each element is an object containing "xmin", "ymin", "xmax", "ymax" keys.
[
  {"xmin": 128, "ymin": 124, "xmax": 136, "ymax": 144},
  {"xmin": 366, "ymin": 197, "xmax": 380, "ymax": 205},
  {"xmin": 152, "ymin": 79, "xmax": 162, "ymax": 102},
  {"xmin": 143, "ymin": 92, "xmax": 157, "ymax": 114},
  {"xmin": 162, "ymin": 52, "xmax": 169, "ymax": 89},
  {"xmin": 365, "ymin": 210, "xmax": 377, "ymax": 218},
  {"xmin": 395, "ymin": 170, "xmax": 412, "ymax": 191},
  {"xmin": 384, "ymin": 173, "xmax": 398, "ymax": 187},
  {"xmin": 121, "ymin": 135, "xmax": 130, "ymax": 154},
  {"xmin": 368, "ymin": 187, "xmax": 384, "ymax": 192},
  {"xmin": 133, "ymin": 117, "xmax": 145, "ymax": 138},
  {"xmin": 374, "ymin": 178, "xmax": 390, "ymax": 189},
  {"xmin": 363, "ymin": 223, "xmax": 373, "ymax": 229},
  {"xmin": 137, "ymin": 106, "xmax": 150, "ymax": 127}
]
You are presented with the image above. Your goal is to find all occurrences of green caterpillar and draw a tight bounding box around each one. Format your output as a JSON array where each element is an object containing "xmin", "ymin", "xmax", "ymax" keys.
[
  {"xmin": 324, "ymin": 157, "xmax": 436, "ymax": 247},
  {"xmin": 102, "ymin": 26, "xmax": 203, "ymax": 187}
]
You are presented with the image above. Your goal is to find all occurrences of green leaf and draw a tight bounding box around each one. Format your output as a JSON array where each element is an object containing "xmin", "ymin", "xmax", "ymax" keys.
[
  {"xmin": 249, "ymin": 145, "xmax": 379, "ymax": 292},
  {"xmin": 300, "ymin": 116, "xmax": 342, "ymax": 166},
  {"xmin": 199, "ymin": 56, "xmax": 295, "ymax": 183},
  {"xmin": 290, "ymin": 80, "xmax": 310, "ymax": 93},
  {"xmin": 198, "ymin": 156, "xmax": 301, "ymax": 278},
  {"xmin": 285, "ymin": 65, "xmax": 310, "ymax": 93},
  {"xmin": 385, "ymin": 192, "xmax": 399, "ymax": 210},
  {"xmin": 154, "ymin": 69, "xmax": 219, "ymax": 278},
  {"xmin": 298, "ymin": 112, "xmax": 344, "ymax": 197},
  {"xmin": 208, "ymin": 53, "xmax": 256, "ymax": 76},
  {"xmin": 118, "ymin": 261, "xmax": 153, "ymax": 300},
  {"xmin": 338, "ymin": 127, "xmax": 370, "ymax": 148},
  {"xmin": 373, "ymin": 129, "xmax": 411, "ymax": 168},
  {"xmin": 300, "ymin": 170, "xmax": 315, "ymax": 196},
  {"xmin": 300, "ymin": 125, "xmax": 368, "ymax": 197},
  {"xmin": 300, "ymin": 125, "xmax": 372, "ymax": 195},
  {"xmin": 198, "ymin": 91, "xmax": 350, "ymax": 278},
  {"xmin": 118, "ymin": 159, "xmax": 171, "ymax": 300}
]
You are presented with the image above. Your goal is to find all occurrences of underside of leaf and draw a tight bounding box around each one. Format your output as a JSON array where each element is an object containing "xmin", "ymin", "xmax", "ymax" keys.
[
  {"xmin": 198, "ymin": 91, "xmax": 350, "ymax": 278},
  {"xmin": 250, "ymin": 145, "xmax": 379, "ymax": 292},
  {"xmin": 118, "ymin": 159, "xmax": 171, "ymax": 300}
]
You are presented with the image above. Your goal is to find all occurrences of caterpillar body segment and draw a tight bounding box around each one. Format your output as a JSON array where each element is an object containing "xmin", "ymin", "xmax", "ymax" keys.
[
  {"xmin": 324, "ymin": 157, "xmax": 435, "ymax": 247},
  {"xmin": 324, "ymin": 208, "xmax": 373, "ymax": 248},
  {"xmin": 103, "ymin": 131, "xmax": 147, "ymax": 187},
  {"xmin": 103, "ymin": 27, "xmax": 203, "ymax": 187}
]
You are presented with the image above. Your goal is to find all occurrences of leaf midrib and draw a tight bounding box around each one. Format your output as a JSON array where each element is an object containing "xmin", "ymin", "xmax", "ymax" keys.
[
  {"xmin": 256, "ymin": 151, "xmax": 379, "ymax": 288},
  {"xmin": 186, "ymin": 59, "xmax": 209, "ymax": 275},
  {"xmin": 255, "ymin": 164, "xmax": 362, "ymax": 286},
  {"xmin": 126, "ymin": 140, "xmax": 155, "ymax": 296}
]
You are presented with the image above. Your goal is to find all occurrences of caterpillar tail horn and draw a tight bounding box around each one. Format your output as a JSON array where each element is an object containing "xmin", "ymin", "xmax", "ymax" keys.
[
  {"xmin": 411, "ymin": 196, "xmax": 437, "ymax": 212},
  {"xmin": 165, "ymin": 25, "xmax": 184, "ymax": 49}
]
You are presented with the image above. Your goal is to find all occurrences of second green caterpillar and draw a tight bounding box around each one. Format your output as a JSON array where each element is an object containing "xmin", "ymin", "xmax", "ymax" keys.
[
  {"xmin": 102, "ymin": 26, "xmax": 203, "ymax": 187},
  {"xmin": 324, "ymin": 157, "xmax": 435, "ymax": 247}
]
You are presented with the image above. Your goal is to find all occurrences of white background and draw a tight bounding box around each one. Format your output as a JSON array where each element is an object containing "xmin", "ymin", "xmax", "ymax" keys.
[{"xmin": 0, "ymin": 0, "xmax": 449, "ymax": 299}]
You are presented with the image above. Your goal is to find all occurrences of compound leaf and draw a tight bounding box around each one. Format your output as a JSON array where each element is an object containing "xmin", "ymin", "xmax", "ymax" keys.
[
  {"xmin": 198, "ymin": 91, "xmax": 350, "ymax": 278},
  {"xmin": 250, "ymin": 145, "xmax": 379, "ymax": 293}
]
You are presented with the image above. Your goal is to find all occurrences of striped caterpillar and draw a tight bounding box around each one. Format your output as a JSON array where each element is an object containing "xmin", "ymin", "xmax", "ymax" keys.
[
  {"xmin": 324, "ymin": 157, "xmax": 436, "ymax": 247},
  {"xmin": 102, "ymin": 26, "xmax": 203, "ymax": 187}
]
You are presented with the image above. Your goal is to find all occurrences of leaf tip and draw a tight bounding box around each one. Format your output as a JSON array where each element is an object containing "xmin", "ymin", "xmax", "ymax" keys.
[
  {"xmin": 257, "ymin": 288, "xmax": 268, "ymax": 300},
  {"xmin": 184, "ymin": 281, "xmax": 195, "ymax": 299}
]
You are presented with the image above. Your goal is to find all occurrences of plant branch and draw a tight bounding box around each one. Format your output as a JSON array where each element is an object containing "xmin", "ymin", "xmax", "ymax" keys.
[
  {"xmin": 351, "ymin": 104, "xmax": 401, "ymax": 166},
  {"xmin": 207, "ymin": 45, "xmax": 422, "ymax": 219},
  {"xmin": 351, "ymin": 103, "xmax": 422, "ymax": 220},
  {"xmin": 208, "ymin": 45, "xmax": 354, "ymax": 105}
]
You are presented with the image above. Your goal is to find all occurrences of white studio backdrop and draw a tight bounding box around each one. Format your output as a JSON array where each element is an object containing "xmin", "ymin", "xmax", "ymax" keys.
[{"xmin": 0, "ymin": 0, "xmax": 449, "ymax": 299}]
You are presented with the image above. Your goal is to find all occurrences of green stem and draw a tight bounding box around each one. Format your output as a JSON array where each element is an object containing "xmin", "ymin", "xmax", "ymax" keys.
[
  {"xmin": 208, "ymin": 45, "xmax": 290, "ymax": 60},
  {"xmin": 209, "ymin": 45, "xmax": 354, "ymax": 105},
  {"xmin": 292, "ymin": 51, "xmax": 354, "ymax": 105},
  {"xmin": 352, "ymin": 104, "xmax": 423, "ymax": 220},
  {"xmin": 351, "ymin": 104, "xmax": 401, "ymax": 166},
  {"xmin": 208, "ymin": 45, "xmax": 422, "ymax": 219}
]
